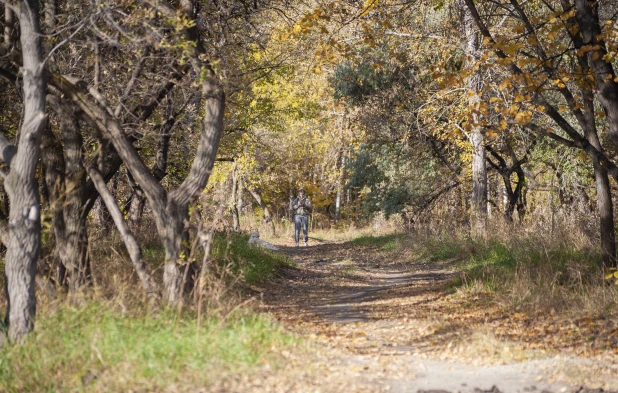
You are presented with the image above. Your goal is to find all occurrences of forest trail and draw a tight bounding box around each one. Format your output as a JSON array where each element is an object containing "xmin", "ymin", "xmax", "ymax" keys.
[{"xmin": 251, "ymin": 238, "xmax": 618, "ymax": 393}]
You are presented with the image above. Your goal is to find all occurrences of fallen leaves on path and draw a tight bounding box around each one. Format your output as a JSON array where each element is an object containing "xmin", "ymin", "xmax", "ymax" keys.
[{"xmin": 252, "ymin": 238, "xmax": 618, "ymax": 391}]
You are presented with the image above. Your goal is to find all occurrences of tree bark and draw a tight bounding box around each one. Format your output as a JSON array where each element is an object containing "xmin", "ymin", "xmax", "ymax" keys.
[
  {"xmin": 461, "ymin": 2, "xmax": 487, "ymax": 236},
  {"xmin": 57, "ymin": 103, "xmax": 90, "ymax": 290},
  {"xmin": 572, "ymin": 0, "xmax": 618, "ymax": 146},
  {"xmin": 237, "ymin": 176, "xmax": 244, "ymax": 215},
  {"xmin": 230, "ymin": 162, "xmax": 240, "ymax": 232},
  {"xmin": 89, "ymin": 167, "xmax": 159, "ymax": 296},
  {"xmin": 582, "ymin": 98, "xmax": 616, "ymax": 267},
  {"xmin": 4, "ymin": 0, "xmax": 47, "ymax": 342},
  {"xmin": 41, "ymin": 125, "xmax": 67, "ymax": 286},
  {"xmin": 335, "ymin": 148, "xmax": 345, "ymax": 223},
  {"xmin": 3, "ymin": 4, "xmax": 14, "ymax": 46}
]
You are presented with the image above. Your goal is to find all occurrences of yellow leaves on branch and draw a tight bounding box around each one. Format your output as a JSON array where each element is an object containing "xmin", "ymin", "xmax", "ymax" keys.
[
  {"xmin": 514, "ymin": 111, "xmax": 532, "ymax": 125},
  {"xmin": 360, "ymin": 0, "xmax": 378, "ymax": 17}
]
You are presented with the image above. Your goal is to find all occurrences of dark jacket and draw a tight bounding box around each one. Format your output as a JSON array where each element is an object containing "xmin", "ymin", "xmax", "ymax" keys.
[{"xmin": 291, "ymin": 196, "xmax": 312, "ymax": 216}]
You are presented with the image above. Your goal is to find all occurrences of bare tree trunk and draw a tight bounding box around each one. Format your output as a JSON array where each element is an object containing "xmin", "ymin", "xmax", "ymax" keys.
[
  {"xmin": 335, "ymin": 149, "xmax": 345, "ymax": 224},
  {"xmin": 230, "ymin": 163, "xmax": 240, "ymax": 232},
  {"xmin": 128, "ymin": 93, "xmax": 174, "ymax": 230},
  {"xmin": 89, "ymin": 168, "xmax": 159, "ymax": 296},
  {"xmin": 572, "ymin": 0, "xmax": 618, "ymax": 146},
  {"xmin": 237, "ymin": 176, "xmax": 244, "ymax": 215},
  {"xmin": 462, "ymin": 2, "xmax": 487, "ymax": 236},
  {"xmin": 43, "ymin": 0, "xmax": 55, "ymax": 29},
  {"xmin": 3, "ymin": 4, "xmax": 14, "ymax": 46},
  {"xmin": 41, "ymin": 125, "xmax": 67, "ymax": 286},
  {"xmin": 58, "ymin": 103, "xmax": 90, "ymax": 290},
  {"xmin": 4, "ymin": 0, "xmax": 47, "ymax": 342},
  {"xmin": 582, "ymin": 101, "xmax": 616, "ymax": 267}
]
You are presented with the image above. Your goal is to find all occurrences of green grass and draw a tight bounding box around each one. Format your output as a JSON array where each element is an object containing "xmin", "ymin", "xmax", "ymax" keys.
[
  {"xmin": 351, "ymin": 233, "xmax": 406, "ymax": 248},
  {"xmin": 0, "ymin": 301, "xmax": 296, "ymax": 392},
  {"xmin": 443, "ymin": 237, "xmax": 602, "ymax": 292},
  {"xmin": 422, "ymin": 238, "xmax": 463, "ymax": 262},
  {"xmin": 211, "ymin": 232, "xmax": 294, "ymax": 284}
]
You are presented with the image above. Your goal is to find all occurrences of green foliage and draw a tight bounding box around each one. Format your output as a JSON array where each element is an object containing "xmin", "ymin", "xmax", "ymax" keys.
[
  {"xmin": 346, "ymin": 145, "xmax": 443, "ymax": 218},
  {"xmin": 211, "ymin": 232, "xmax": 294, "ymax": 284},
  {"xmin": 440, "ymin": 239, "xmax": 602, "ymax": 292},
  {"xmin": 0, "ymin": 302, "xmax": 296, "ymax": 392},
  {"xmin": 351, "ymin": 233, "xmax": 407, "ymax": 247},
  {"xmin": 330, "ymin": 61, "xmax": 394, "ymax": 104},
  {"xmin": 421, "ymin": 238, "xmax": 463, "ymax": 262}
]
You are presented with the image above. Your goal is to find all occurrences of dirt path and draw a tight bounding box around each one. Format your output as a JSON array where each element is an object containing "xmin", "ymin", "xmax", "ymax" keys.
[{"xmin": 253, "ymin": 239, "xmax": 618, "ymax": 393}]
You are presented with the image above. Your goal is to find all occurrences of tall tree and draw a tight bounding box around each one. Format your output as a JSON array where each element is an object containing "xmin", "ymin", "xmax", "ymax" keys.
[{"xmin": 1, "ymin": 0, "xmax": 47, "ymax": 341}]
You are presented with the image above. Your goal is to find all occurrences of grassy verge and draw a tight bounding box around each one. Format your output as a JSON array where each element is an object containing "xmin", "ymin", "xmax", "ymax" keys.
[
  {"xmin": 351, "ymin": 233, "xmax": 407, "ymax": 251},
  {"xmin": 350, "ymin": 230, "xmax": 617, "ymax": 313},
  {"xmin": 0, "ymin": 301, "xmax": 296, "ymax": 392},
  {"xmin": 211, "ymin": 232, "xmax": 294, "ymax": 284},
  {"xmin": 0, "ymin": 232, "xmax": 298, "ymax": 392},
  {"xmin": 409, "ymin": 232, "xmax": 616, "ymax": 313}
]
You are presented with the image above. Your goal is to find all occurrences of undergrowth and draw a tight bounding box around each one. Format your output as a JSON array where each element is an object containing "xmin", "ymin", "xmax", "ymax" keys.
[
  {"xmin": 352, "ymin": 228, "xmax": 618, "ymax": 314},
  {"xmin": 0, "ymin": 300, "xmax": 296, "ymax": 392},
  {"xmin": 0, "ymin": 231, "xmax": 297, "ymax": 392},
  {"xmin": 211, "ymin": 232, "xmax": 294, "ymax": 284},
  {"xmin": 417, "ymin": 231, "xmax": 617, "ymax": 313}
]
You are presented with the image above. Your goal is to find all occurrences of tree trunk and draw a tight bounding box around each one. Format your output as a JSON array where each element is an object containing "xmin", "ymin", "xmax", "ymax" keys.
[
  {"xmin": 582, "ymin": 102, "xmax": 616, "ymax": 267},
  {"xmin": 573, "ymin": 0, "xmax": 618, "ymax": 146},
  {"xmin": 58, "ymin": 103, "xmax": 90, "ymax": 290},
  {"xmin": 41, "ymin": 125, "xmax": 67, "ymax": 286},
  {"xmin": 161, "ymin": 199, "xmax": 189, "ymax": 305},
  {"xmin": 462, "ymin": 2, "xmax": 487, "ymax": 236},
  {"xmin": 335, "ymin": 148, "xmax": 345, "ymax": 223},
  {"xmin": 4, "ymin": 0, "xmax": 47, "ymax": 342},
  {"xmin": 230, "ymin": 163, "xmax": 240, "ymax": 232},
  {"xmin": 237, "ymin": 176, "xmax": 244, "ymax": 215},
  {"xmin": 3, "ymin": 4, "xmax": 14, "ymax": 46},
  {"xmin": 89, "ymin": 168, "xmax": 158, "ymax": 296}
]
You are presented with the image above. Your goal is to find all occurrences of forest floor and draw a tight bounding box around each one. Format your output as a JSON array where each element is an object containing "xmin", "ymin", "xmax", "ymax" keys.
[{"xmin": 213, "ymin": 235, "xmax": 618, "ymax": 393}]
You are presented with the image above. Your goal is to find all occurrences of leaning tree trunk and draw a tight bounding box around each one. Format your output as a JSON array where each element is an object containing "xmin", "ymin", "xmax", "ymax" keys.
[
  {"xmin": 89, "ymin": 168, "xmax": 158, "ymax": 296},
  {"xmin": 4, "ymin": 0, "xmax": 47, "ymax": 342}
]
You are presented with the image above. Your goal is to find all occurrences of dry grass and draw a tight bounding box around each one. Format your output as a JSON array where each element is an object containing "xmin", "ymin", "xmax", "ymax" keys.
[
  {"xmin": 0, "ymin": 230, "xmax": 299, "ymax": 392},
  {"xmin": 409, "ymin": 217, "xmax": 618, "ymax": 317}
]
